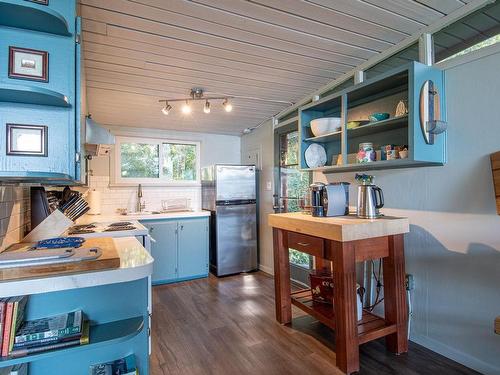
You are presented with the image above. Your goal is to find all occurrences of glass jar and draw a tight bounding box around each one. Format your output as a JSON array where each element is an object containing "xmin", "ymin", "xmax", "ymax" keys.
[{"xmin": 357, "ymin": 142, "xmax": 376, "ymax": 163}]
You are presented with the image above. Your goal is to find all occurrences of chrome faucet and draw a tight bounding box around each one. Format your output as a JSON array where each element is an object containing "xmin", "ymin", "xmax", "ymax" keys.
[{"xmin": 137, "ymin": 184, "xmax": 146, "ymax": 212}]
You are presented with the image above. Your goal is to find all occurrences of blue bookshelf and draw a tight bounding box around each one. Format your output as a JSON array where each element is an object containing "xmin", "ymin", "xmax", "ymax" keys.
[
  {"xmin": 0, "ymin": 84, "xmax": 70, "ymax": 107},
  {"xmin": 0, "ymin": 0, "xmax": 71, "ymax": 36}
]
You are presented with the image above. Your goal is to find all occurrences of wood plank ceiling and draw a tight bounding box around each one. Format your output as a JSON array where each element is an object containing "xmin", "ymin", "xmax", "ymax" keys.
[{"xmin": 80, "ymin": 0, "xmax": 472, "ymax": 135}]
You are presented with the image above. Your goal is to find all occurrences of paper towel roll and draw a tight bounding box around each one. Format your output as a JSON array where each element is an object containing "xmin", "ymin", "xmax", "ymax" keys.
[{"xmin": 87, "ymin": 189, "xmax": 101, "ymax": 215}]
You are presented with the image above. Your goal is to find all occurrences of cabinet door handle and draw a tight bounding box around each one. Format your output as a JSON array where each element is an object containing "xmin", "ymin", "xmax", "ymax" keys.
[
  {"xmin": 180, "ymin": 225, "xmax": 184, "ymax": 231},
  {"xmin": 297, "ymin": 242, "xmax": 310, "ymax": 247}
]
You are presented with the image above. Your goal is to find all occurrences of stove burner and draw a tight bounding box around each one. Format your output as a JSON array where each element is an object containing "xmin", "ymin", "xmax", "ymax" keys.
[
  {"xmin": 71, "ymin": 224, "xmax": 96, "ymax": 231},
  {"xmin": 104, "ymin": 225, "xmax": 136, "ymax": 232},
  {"xmin": 108, "ymin": 221, "xmax": 133, "ymax": 227},
  {"xmin": 68, "ymin": 229, "xmax": 95, "ymax": 235}
]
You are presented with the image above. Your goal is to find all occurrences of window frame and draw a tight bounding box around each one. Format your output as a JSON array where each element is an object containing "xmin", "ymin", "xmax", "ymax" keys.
[{"xmin": 111, "ymin": 136, "xmax": 201, "ymax": 186}]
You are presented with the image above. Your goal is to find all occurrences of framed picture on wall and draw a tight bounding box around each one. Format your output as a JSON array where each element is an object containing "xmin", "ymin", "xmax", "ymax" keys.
[
  {"xmin": 24, "ymin": 0, "xmax": 49, "ymax": 5},
  {"xmin": 6, "ymin": 124, "xmax": 48, "ymax": 157},
  {"xmin": 8, "ymin": 47, "xmax": 48, "ymax": 82}
]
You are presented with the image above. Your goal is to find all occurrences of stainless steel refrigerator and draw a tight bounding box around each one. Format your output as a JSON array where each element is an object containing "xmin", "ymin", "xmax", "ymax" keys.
[{"xmin": 201, "ymin": 164, "xmax": 258, "ymax": 276}]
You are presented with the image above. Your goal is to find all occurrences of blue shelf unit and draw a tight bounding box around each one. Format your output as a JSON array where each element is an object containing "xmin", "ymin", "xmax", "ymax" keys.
[
  {"xmin": 299, "ymin": 61, "xmax": 446, "ymax": 173},
  {"xmin": 0, "ymin": 278, "xmax": 150, "ymax": 375},
  {"xmin": 141, "ymin": 217, "xmax": 210, "ymax": 285},
  {"xmin": 0, "ymin": 0, "xmax": 83, "ymax": 184}
]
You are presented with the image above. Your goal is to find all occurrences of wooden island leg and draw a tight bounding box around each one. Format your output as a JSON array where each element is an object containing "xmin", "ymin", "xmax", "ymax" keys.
[
  {"xmin": 332, "ymin": 241, "xmax": 359, "ymax": 374},
  {"xmin": 383, "ymin": 234, "xmax": 409, "ymax": 354},
  {"xmin": 273, "ymin": 228, "xmax": 292, "ymax": 324}
]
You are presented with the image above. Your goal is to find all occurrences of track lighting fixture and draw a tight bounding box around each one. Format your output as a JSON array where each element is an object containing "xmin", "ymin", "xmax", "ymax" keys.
[
  {"xmin": 181, "ymin": 100, "xmax": 192, "ymax": 115},
  {"xmin": 223, "ymin": 98, "xmax": 232, "ymax": 112},
  {"xmin": 159, "ymin": 88, "xmax": 233, "ymax": 116},
  {"xmin": 203, "ymin": 100, "xmax": 211, "ymax": 114},
  {"xmin": 161, "ymin": 103, "xmax": 172, "ymax": 115}
]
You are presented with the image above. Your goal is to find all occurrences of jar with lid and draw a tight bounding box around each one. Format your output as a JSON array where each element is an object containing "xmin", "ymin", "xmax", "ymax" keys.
[{"xmin": 357, "ymin": 142, "xmax": 376, "ymax": 163}]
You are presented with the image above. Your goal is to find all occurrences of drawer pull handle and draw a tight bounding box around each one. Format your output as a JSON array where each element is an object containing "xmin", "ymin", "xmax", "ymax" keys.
[{"xmin": 297, "ymin": 242, "xmax": 310, "ymax": 247}]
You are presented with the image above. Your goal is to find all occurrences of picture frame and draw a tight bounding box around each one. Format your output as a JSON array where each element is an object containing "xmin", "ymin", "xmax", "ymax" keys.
[
  {"xmin": 6, "ymin": 124, "xmax": 48, "ymax": 157},
  {"xmin": 8, "ymin": 47, "xmax": 49, "ymax": 82},
  {"xmin": 24, "ymin": 0, "xmax": 49, "ymax": 5}
]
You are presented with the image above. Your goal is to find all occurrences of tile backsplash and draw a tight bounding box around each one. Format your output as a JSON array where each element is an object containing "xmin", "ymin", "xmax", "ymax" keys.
[
  {"xmin": 0, "ymin": 186, "xmax": 30, "ymax": 251},
  {"xmin": 87, "ymin": 176, "xmax": 202, "ymax": 215}
]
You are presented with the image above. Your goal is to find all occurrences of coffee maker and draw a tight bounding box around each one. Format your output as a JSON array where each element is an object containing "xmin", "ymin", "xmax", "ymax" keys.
[{"xmin": 310, "ymin": 182, "xmax": 350, "ymax": 217}]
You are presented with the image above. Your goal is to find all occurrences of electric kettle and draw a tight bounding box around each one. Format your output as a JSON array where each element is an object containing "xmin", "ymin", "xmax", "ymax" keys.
[{"xmin": 355, "ymin": 174, "xmax": 384, "ymax": 219}]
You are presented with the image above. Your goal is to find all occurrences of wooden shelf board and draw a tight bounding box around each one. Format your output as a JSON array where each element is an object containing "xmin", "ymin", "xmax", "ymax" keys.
[
  {"xmin": 0, "ymin": 172, "xmax": 77, "ymax": 185},
  {"xmin": 0, "ymin": 316, "xmax": 144, "ymax": 366},
  {"xmin": 347, "ymin": 115, "xmax": 408, "ymax": 138},
  {"xmin": 0, "ymin": 84, "xmax": 70, "ymax": 108},
  {"xmin": 291, "ymin": 290, "xmax": 397, "ymax": 344},
  {"xmin": 305, "ymin": 130, "xmax": 342, "ymax": 143},
  {"xmin": 0, "ymin": 1, "xmax": 71, "ymax": 36},
  {"xmin": 305, "ymin": 158, "xmax": 443, "ymax": 174}
]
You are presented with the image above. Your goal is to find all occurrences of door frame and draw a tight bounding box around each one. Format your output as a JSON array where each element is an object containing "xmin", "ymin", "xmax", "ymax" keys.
[{"xmin": 273, "ymin": 123, "xmax": 312, "ymax": 287}]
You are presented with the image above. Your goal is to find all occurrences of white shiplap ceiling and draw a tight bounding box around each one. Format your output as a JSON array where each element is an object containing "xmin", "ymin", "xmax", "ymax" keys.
[{"xmin": 80, "ymin": 0, "xmax": 472, "ymax": 135}]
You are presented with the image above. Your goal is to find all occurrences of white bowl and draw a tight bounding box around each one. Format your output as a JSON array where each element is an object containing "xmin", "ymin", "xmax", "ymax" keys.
[{"xmin": 310, "ymin": 117, "xmax": 342, "ymax": 137}]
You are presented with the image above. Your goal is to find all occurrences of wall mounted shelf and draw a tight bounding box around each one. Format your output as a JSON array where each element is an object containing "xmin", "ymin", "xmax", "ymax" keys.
[
  {"xmin": 299, "ymin": 62, "xmax": 447, "ymax": 174},
  {"xmin": 0, "ymin": 171, "xmax": 80, "ymax": 185},
  {"xmin": 0, "ymin": 84, "xmax": 70, "ymax": 107},
  {"xmin": 0, "ymin": 316, "xmax": 144, "ymax": 367},
  {"xmin": 305, "ymin": 130, "xmax": 342, "ymax": 143},
  {"xmin": 0, "ymin": 1, "xmax": 71, "ymax": 36}
]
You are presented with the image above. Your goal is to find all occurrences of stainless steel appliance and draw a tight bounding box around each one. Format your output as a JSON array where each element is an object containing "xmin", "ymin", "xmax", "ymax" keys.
[
  {"xmin": 355, "ymin": 174, "xmax": 384, "ymax": 219},
  {"xmin": 202, "ymin": 164, "xmax": 258, "ymax": 276},
  {"xmin": 310, "ymin": 182, "xmax": 350, "ymax": 217}
]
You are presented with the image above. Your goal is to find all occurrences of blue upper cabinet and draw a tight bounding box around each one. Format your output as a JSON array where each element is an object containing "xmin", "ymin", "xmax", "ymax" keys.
[
  {"xmin": 0, "ymin": 0, "xmax": 82, "ymax": 184},
  {"xmin": 299, "ymin": 61, "xmax": 447, "ymax": 173}
]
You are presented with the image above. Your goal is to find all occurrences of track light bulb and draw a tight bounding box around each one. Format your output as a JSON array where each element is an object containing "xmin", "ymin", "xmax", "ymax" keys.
[
  {"xmin": 181, "ymin": 100, "xmax": 192, "ymax": 115},
  {"xmin": 161, "ymin": 103, "xmax": 172, "ymax": 115},
  {"xmin": 223, "ymin": 98, "xmax": 232, "ymax": 112},
  {"xmin": 203, "ymin": 100, "xmax": 211, "ymax": 114}
]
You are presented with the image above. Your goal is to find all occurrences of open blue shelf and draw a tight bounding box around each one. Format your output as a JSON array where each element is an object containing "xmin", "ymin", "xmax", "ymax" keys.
[
  {"xmin": 0, "ymin": 316, "xmax": 144, "ymax": 367},
  {"xmin": 0, "ymin": 1, "xmax": 71, "ymax": 36},
  {"xmin": 0, "ymin": 171, "xmax": 80, "ymax": 185},
  {"xmin": 0, "ymin": 84, "xmax": 70, "ymax": 107}
]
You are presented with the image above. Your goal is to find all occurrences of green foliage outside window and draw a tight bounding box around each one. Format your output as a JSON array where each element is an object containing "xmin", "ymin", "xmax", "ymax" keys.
[
  {"xmin": 162, "ymin": 143, "xmax": 196, "ymax": 181},
  {"xmin": 121, "ymin": 143, "xmax": 159, "ymax": 178}
]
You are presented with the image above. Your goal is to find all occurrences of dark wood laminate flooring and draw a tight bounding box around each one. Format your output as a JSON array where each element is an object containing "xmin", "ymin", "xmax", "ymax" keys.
[{"xmin": 151, "ymin": 272, "xmax": 479, "ymax": 375}]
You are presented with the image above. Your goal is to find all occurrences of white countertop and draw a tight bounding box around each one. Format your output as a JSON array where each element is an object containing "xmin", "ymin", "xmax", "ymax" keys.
[
  {"xmin": 0, "ymin": 237, "xmax": 153, "ymax": 298},
  {"xmin": 77, "ymin": 210, "xmax": 210, "ymax": 224}
]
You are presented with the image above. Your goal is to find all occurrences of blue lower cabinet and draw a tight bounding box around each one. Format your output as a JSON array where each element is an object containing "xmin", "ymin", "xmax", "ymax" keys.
[
  {"xmin": 0, "ymin": 278, "xmax": 150, "ymax": 375},
  {"xmin": 142, "ymin": 217, "xmax": 209, "ymax": 285},
  {"xmin": 145, "ymin": 221, "xmax": 178, "ymax": 285},
  {"xmin": 178, "ymin": 218, "xmax": 209, "ymax": 280}
]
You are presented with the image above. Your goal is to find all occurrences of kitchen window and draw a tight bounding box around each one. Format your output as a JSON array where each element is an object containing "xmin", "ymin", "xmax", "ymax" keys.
[{"xmin": 112, "ymin": 136, "xmax": 200, "ymax": 185}]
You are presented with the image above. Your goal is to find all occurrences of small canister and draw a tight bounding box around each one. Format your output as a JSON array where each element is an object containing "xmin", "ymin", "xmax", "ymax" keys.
[
  {"xmin": 381, "ymin": 144, "xmax": 398, "ymax": 160},
  {"xmin": 357, "ymin": 142, "xmax": 376, "ymax": 163}
]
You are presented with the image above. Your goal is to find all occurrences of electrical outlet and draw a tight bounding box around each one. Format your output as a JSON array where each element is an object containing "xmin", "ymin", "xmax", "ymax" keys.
[{"xmin": 405, "ymin": 274, "xmax": 414, "ymax": 290}]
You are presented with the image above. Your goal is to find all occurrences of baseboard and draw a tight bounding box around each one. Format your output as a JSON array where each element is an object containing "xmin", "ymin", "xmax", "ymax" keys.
[
  {"xmin": 411, "ymin": 333, "xmax": 500, "ymax": 375},
  {"xmin": 259, "ymin": 264, "xmax": 273, "ymax": 276}
]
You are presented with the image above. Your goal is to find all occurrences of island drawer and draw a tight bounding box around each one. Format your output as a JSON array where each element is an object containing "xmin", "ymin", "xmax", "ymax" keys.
[{"xmin": 287, "ymin": 232, "xmax": 324, "ymax": 258}]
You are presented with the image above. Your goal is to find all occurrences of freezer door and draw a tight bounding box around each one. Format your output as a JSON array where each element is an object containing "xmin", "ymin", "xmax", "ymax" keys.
[
  {"xmin": 216, "ymin": 165, "xmax": 256, "ymax": 201},
  {"xmin": 215, "ymin": 203, "xmax": 257, "ymax": 276}
]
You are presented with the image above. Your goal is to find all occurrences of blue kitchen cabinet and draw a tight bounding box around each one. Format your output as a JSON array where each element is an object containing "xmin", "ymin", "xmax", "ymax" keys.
[
  {"xmin": 0, "ymin": 0, "xmax": 84, "ymax": 184},
  {"xmin": 178, "ymin": 218, "xmax": 209, "ymax": 280},
  {"xmin": 142, "ymin": 217, "xmax": 209, "ymax": 285},
  {"xmin": 299, "ymin": 61, "xmax": 447, "ymax": 173},
  {"xmin": 145, "ymin": 221, "xmax": 178, "ymax": 285}
]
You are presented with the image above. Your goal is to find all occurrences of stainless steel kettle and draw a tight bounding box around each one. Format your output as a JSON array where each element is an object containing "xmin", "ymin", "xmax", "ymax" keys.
[{"xmin": 355, "ymin": 174, "xmax": 384, "ymax": 219}]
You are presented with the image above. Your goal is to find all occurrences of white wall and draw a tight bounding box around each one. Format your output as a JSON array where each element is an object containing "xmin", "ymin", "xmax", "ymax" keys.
[
  {"xmin": 241, "ymin": 119, "xmax": 275, "ymax": 274},
  {"xmin": 242, "ymin": 48, "xmax": 500, "ymax": 374},
  {"xmin": 88, "ymin": 126, "xmax": 241, "ymax": 214},
  {"xmin": 0, "ymin": 187, "xmax": 30, "ymax": 251}
]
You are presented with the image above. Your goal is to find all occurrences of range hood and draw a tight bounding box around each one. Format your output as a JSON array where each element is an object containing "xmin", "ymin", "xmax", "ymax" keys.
[{"xmin": 85, "ymin": 116, "xmax": 115, "ymax": 157}]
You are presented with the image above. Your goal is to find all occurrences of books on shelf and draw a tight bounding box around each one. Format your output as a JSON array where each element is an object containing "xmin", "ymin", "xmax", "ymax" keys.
[
  {"xmin": 0, "ymin": 301, "xmax": 89, "ymax": 358},
  {"xmin": 90, "ymin": 354, "xmax": 138, "ymax": 375},
  {"xmin": 1, "ymin": 296, "xmax": 29, "ymax": 357},
  {"xmin": 10, "ymin": 321, "xmax": 89, "ymax": 358}
]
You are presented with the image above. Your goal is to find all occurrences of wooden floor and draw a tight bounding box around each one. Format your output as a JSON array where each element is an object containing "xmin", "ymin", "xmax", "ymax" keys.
[{"xmin": 151, "ymin": 272, "xmax": 479, "ymax": 375}]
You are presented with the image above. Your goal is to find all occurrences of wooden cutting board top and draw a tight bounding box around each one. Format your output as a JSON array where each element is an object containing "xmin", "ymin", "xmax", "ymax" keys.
[
  {"xmin": 0, "ymin": 237, "xmax": 121, "ymax": 282},
  {"xmin": 268, "ymin": 212, "xmax": 409, "ymax": 242}
]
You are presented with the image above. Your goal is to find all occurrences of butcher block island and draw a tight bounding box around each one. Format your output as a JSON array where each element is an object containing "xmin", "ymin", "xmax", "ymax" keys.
[{"xmin": 269, "ymin": 212, "xmax": 410, "ymax": 375}]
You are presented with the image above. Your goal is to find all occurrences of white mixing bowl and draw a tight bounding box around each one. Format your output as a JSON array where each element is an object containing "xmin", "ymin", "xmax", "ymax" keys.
[{"xmin": 310, "ymin": 117, "xmax": 342, "ymax": 137}]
